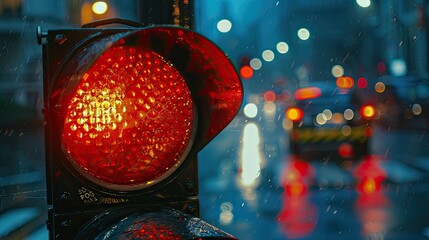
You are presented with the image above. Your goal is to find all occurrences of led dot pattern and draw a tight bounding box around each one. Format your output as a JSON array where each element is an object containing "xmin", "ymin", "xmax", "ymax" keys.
[{"xmin": 62, "ymin": 45, "xmax": 194, "ymax": 189}]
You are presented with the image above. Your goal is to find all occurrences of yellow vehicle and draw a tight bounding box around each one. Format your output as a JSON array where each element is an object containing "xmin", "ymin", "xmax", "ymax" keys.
[{"xmin": 285, "ymin": 82, "xmax": 375, "ymax": 159}]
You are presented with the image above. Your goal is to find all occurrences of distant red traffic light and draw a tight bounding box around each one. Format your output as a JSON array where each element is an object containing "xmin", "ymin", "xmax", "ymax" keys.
[{"xmin": 240, "ymin": 65, "xmax": 254, "ymax": 79}]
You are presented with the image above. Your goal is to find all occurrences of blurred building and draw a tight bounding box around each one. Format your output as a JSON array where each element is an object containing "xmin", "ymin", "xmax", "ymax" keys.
[
  {"xmin": 2, "ymin": 0, "xmax": 429, "ymax": 125},
  {"xmin": 195, "ymin": 0, "xmax": 429, "ymax": 95},
  {"xmin": 0, "ymin": 0, "xmax": 75, "ymax": 125},
  {"xmin": 283, "ymin": 0, "xmax": 429, "ymax": 85},
  {"xmin": 0, "ymin": 0, "xmax": 141, "ymax": 125}
]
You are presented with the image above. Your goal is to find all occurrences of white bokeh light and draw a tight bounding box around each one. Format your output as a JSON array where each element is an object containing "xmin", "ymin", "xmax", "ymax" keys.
[
  {"xmin": 412, "ymin": 103, "xmax": 422, "ymax": 116},
  {"xmin": 240, "ymin": 122, "xmax": 262, "ymax": 187},
  {"xmin": 331, "ymin": 65, "xmax": 345, "ymax": 78},
  {"xmin": 217, "ymin": 19, "xmax": 232, "ymax": 33},
  {"xmin": 92, "ymin": 1, "xmax": 108, "ymax": 15},
  {"xmin": 262, "ymin": 50, "xmax": 275, "ymax": 62},
  {"xmin": 344, "ymin": 109, "xmax": 354, "ymax": 120},
  {"xmin": 356, "ymin": 0, "xmax": 371, "ymax": 8},
  {"xmin": 297, "ymin": 28, "xmax": 310, "ymax": 40},
  {"xmin": 244, "ymin": 103, "xmax": 258, "ymax": 118},
  {"xmin": 276, "ymin": 42, "xmax": 289, "ymax": 54},
  {"xmin": 390, "ymin": 59, "xmax": 407, "ymax": 77},
  {"xmin": 250, "ymin": 58, "xmax": 262, "ymax": 70}
]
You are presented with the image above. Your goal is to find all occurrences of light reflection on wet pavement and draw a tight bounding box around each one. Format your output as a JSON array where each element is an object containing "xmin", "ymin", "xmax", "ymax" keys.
[
  {"xmin": 1, "ymin": 119, "xmax": 429, "ymax": 239},
  {"xmin": 199, "ymin": 121, "xmax": 429, "ymax": 239}
]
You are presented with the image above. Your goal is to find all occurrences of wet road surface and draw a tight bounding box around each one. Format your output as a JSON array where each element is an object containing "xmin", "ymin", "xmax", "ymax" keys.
[{"xmin": 1, "ymin": 120, "xmax": 429, "ymax": 239}]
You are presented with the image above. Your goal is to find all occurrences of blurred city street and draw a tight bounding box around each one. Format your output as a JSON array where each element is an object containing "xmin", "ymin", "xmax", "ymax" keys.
[
  {"xmin": 198, "ymin": 116, "xmax": 429, "ymax": 240},
  {"xmin": 2, "ymin": 116, "xmax": 429, "ymax": 239}
]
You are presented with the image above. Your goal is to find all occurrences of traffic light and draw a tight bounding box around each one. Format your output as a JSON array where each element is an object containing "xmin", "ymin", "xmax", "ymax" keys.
[
  {"xmin": 238, "ymin": 55, "xmax": 253, "ymax": 79},
  {"xmin": 39, "ymin": 19, "xmax": 242, "ymax": 239}
]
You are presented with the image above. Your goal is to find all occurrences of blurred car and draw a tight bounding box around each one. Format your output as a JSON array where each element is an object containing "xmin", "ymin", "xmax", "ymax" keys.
[{"xmin": 285, "ymin": 81, "xmax": 375, "ymax": 159}]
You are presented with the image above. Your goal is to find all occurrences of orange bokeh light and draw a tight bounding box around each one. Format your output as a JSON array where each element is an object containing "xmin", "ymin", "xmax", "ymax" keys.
[
  {"xmin": 294, "ymin": 87, "xmax": 321, "ymax": 100},
  {"xmin": 286, "ymin": 107, "xmax": 304, "ymax": 122},
  {"xmin": 361, "ymin": 105, "xmax": 376, "ymax": 119},
  {"xmin": 336, "ymin": 76, "xmax": 354, "ymax": 89},
  {"xmin": 240, "ymin": 65, "xmax": 254, "ymax": 79}
]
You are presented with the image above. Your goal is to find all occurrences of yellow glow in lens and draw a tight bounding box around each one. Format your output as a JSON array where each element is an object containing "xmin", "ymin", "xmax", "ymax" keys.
[{"xmin": 92, "ymin": 1, "xmax": 108, "ymax": 15}]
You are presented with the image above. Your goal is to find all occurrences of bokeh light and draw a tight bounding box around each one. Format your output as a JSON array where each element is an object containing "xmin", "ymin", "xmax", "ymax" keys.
[
  {"xmin": 244, "ymin": 103, "xmax": 258, "ymax": 118},
  {"xmin": 336, "ymin": 76, "xmax": 354, "ymax": 89},
  {"xmin": 264, "ymin": 91, "xmax": 276, "ymax": 102},
  {"xmin": 240, "ymin": 65, "xmax": 254, "ymax": 79},
  {"xmin": 323, "ymin": 109, "xmax": 333, "ymax": 120},
  {"xmin": 331, "ymin": 65, "xmax": 344, "ymax": 78},
  {"xmin": 263, "ymin": 102, "xmax": 276, "ymax": 115},
  {"xmin": 92, "ymin": 1, "xmax": 108, "ymax": 15},
  {"xmin": 217, "ymin": 19, "xmax": 232, "ymax": 33},
  {"xmin": 344, "ymin": 109, "xmax": 354, "ymax": 120},
  {"xmin": 276, "ymin": 42, "xmax": 289, "ymax": 54},
  {"xmin": 262, "ymin": 50, "xmax": 275, "ymax": 62},
  {"xmin": 286, "ymin": 108, "xmax": 304, "ymax": 122},
  {"xmin": 412, "ymin": 103, "xmax": 422, "ymax": 115},
  {"xmin": 240, "ymin": 123, "xmax": 262, "ymax": 187},
  {"xmin": 342, "ymin": 125, "xmax": 352, "ymax": 136},
  {"xmin": 358, "ymin": 77, "xmax": 368, "ymax": 88},
  {"xmin": 316, "ymin": 113, "xmax": 327, "ymax": 125},
  {"xmin": 297, "ymin": 28, "xmax": 310, "ymax": 40},
  {"xmin": 375, "ymin": 82, "xmax": 386, "ymax": 93},
  {"xmin": 390, "ymin": 59, "xmax": 407, "ymax": 77},
  {"xmin": 356, "ymin": 0, "xmax": 371, "ymax": 8},
  {"xmin": 250, "ymin": 58, "xmax": 262, "ymax": 70}
]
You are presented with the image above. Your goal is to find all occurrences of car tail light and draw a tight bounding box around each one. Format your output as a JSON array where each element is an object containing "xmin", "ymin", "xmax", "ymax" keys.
[
  {"xmin": 338, "ymin": 143, "xmax": 354, "ymax": 158},
  {"xmin": 360, "ymin": 105, "xmax": 376, "ymax": 119},
  {"xmin": 294, "ymin": 87, "xmax": 321, "ymax": 100},
  {"xmin": 286, "ymin": 107, "xmax": 304, "ymax": 122},
  {"xmin": 336, "ymin": 76, "xmax": 354, "ymax": 89}
]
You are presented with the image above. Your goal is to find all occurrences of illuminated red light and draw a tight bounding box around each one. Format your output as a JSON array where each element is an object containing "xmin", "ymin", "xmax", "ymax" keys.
[
  {"xmin": 354, "ymin": 156, "xmax": 386, "ymax": 194},
  {"xmin": 286, "ymin": 107, "xmax": 304, "ymax": 122},
  {"xmin": 360, "ymin": 177, "xmax": 379, "ymax": 194},
  {"xmin": 294, "ymin": 87, "xmax": 321, "ymax": 100},
  {"xmin": 377, "ymin": 62, "xmax": 386, "ymax": 74},
  {"xmin": 239, "ymin": 65, "xmax": 253, "ymax": 79},
  {"xmin": 129, "ymin": 221, "xmax": 180, "ymax": 239},
  {"xmin": 282, "ymin": 159, "xmax": 313, "ymax": 197},
  {"xmin": 357, "ymin": 77, "xmax": 368, "ymax": 88},
  {"xmin": 286, "ymin": 181, "xmax": 306, "ymax": 196},
  {"xmin": 360, "ymin": 105, "xmax": 376, "ymax": 119},
  {"xmin": 338, "ymin": 143, "xmax": 354, "ymax": 158},
  {"xmin": 263, "ymin": 90, "xmax": 276, "ymax": 102},
  {"xmin": 278, "ymin": 158, "xmax": 317, "ymax": 238},
  {"xmin": 62, "ymin": 46, "xmax": 194, "ymax": 189},
  {"xmin": 364, "ymin": 126, "xmax": 373, "ymax": 137}
]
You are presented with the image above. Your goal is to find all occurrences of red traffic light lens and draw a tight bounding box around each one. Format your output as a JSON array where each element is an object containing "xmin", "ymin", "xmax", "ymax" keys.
[{"xmin": 62, "ymin": 45, "xmax": 195, "ymax": 190}]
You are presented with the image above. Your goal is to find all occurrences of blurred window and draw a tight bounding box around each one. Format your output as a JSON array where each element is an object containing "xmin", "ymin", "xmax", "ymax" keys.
[{"xmin": 0, "ymin": 0, "xmax": 22, "ymax": 16}]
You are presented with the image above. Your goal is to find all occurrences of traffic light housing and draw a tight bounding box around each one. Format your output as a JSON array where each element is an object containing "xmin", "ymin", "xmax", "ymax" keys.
[{"xmin": 40, "ymin": 20, "xmax": 242, "ymax": 239}]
